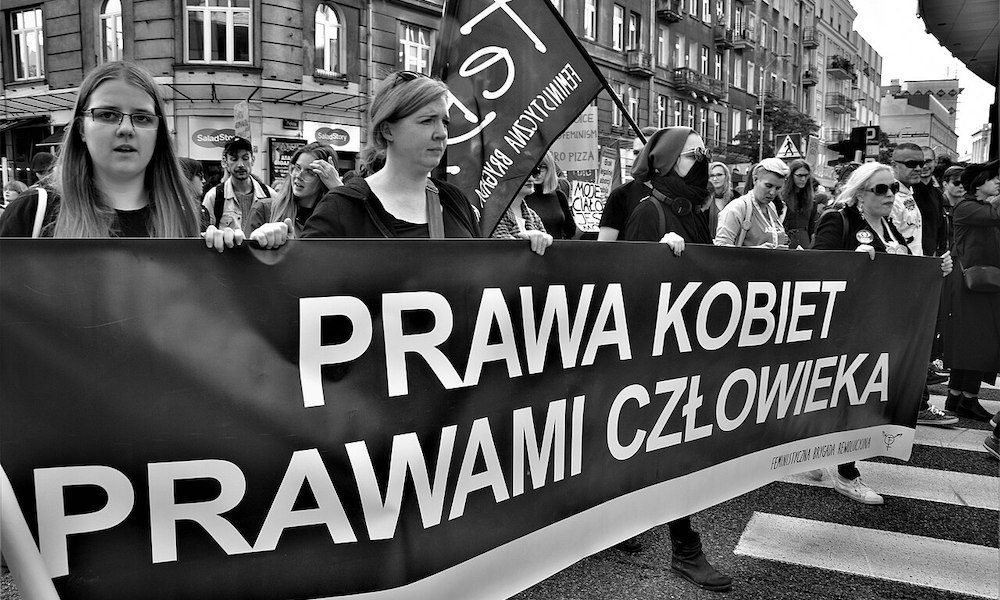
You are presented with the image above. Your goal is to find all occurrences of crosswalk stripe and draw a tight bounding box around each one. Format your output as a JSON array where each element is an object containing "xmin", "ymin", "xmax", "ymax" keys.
[
  {"xmin": 916, "ymin": 424, "xmax": 992, "ymax": 453},
  {"xmin": 783, "ymin": 462, "xmax": 999, "ymax": 510},
  {"xmin": 735, "ymin": 512, "xmax": 1000, "ymax": 599}
]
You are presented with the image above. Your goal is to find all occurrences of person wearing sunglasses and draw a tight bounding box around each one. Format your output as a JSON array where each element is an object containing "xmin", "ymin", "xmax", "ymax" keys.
[
  {"xmin": 616, "ymin": 127, "xmax": 732, "ymax": 593},
  {"xmin": 714, "ymin": 157, "xmax": 790, "ymax": 248},
  {"xmin": 0, "ymin": 62, "xmax": 200, "ymax": 239},
  {"xmin": 245, "ymin": 142, "xmax": 341, "ymax": 237},
  {"xmin": 522, "ymin": 151, "xmax": 577, "ymax": 240},
  {"xmin": 889, "ymin": 143, "xmax": 927, "ymax": 256},
  {"xmin": 941, "ymin": 160, "xmax": 1000, "ymax": 422}
]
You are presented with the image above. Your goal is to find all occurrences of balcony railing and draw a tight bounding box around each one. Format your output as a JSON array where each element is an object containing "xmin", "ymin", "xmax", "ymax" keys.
[
  {"xmin": 801, "ymin": 66, "xmax": 818, "ymax": 86},
  {"xmin": 732, "ymin": 29, "xmax": 753, "ymax": 50},
  {"xmin": 827, "ymin": 56, "xmax": 854, "ymax": 80},
  {"xmin": 625, "ymin": 49, "xmax": 654, "ymax": 77},
  {"xmin": 713, "ymin": 25, "xmax": 734, "ymax": 48},
  {"xmin": 672, "ymin": 67, "xmax": 725, "ymax": 99},
  {"xmin": 802, "ymin": 26, "xmax": 821, "ymax": 48},
  {"xmin": 825, "ymin": 128, "xmax": 847, "ymax": 142},
  {"xmin": 824, "ymin": 93, "xmax": 854, "ymax": 113},
  {"xmin": 656, "ymin": 0, "xmax": 683, "ymax": 22}
]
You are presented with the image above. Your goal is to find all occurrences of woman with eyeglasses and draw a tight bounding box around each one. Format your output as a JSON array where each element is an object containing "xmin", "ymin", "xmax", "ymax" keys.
[
  {"xmin": 707, "ymin": 161, "xmax": 734, "ymax": 236},
  {"xmin": 245, "ymin": 71, "xmax": 480, "ymax": 249},
  {"xmin": 0, "ymin": 62, "xmax": 199, "ymax": 239},
  {"xmin": 524, "ymin": 151, "xmax": 577, "ymax": 240},
  {"xmin": 246, "ymin": 142, "xmax": 341, "ymax": 236},
  {"xmin": 809, "ymin": 162, "xmax": 953, "ymax": 504},
  {"xmin": 941, "ymin": 160, "xmax": 1000, "ymax": 422},
  {"xmin": 777, "ymin": 159, "xmax": 817, "ymax": 249},
  {"xmin": 714, "ymin": 158, "xmax": 790, "ymax": 248}
]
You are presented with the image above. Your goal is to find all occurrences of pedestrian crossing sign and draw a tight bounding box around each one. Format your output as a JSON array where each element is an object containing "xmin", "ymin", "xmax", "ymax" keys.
[{"xmin": 774, "ymin": 133, "xmax": 803, "ymax": 159}]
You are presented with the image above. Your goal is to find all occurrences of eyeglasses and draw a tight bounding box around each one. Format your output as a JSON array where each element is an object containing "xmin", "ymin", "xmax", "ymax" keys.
[
  {"xmin": 87, "ymin": 108, "xmax": 159, "ymax": 129},
  {"xmin": 530, "ymin": 164, "xmax": 548, "ymax": 177},
  {"xmin": 708, "ymin": 174, "xmax": 725, "ymax": 179},
  {"xmin": 679, "ymin": 147, "xmax": 712, "ymax": 161},
  {"xmin": 390, "ymin": 70, "xmax": 428, "ymax": 88},
  {"xmin": 289, "ymin": 164, "xmax": 318, "ymax": 180},
  {"xmin": 895, "ymin": 159, "xmax": 925, "ymax": 169},
  {"xmin": 793, "ymin": 172, "xmax": 811, "ymax": 178},
  {"xmin": 866, "ymin": 182, "xmax": 901, "ymax": 196}
]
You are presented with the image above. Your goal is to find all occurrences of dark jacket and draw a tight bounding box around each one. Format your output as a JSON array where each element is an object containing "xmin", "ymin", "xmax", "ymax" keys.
[
  {"xmin": 621, "ymin": 192, "xmax": 712, "ymax": 244},
  {"xmin": 811, "ymin": 203, "xmax": 909, "ymax": 252},
  {"xmin": 0, "ymin": 188, "xmax": 60, "ymax": 237},
  {"xmin": 942, "ymin": 194, "xmax": 1000, "ymax": 373},
  {"xmin": 912, "ymin": 181, "xmax": 948, "ymax": 256},
  {"xmin": 599, "ymin": 179, "xmax": 650, "ymax": 232},
  {"xmin": 301, "ymin": 177, "xmax": 480, "ymax": 238}
]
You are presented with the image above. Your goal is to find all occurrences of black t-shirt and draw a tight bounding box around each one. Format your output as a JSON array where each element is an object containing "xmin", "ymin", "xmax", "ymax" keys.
[
  {"xmin": 388, "ymin": 216, "xmax": 430, "ymax": 238},
  {"xmin": 599, "ymin": 180, "xmax": 651, "ymax": 231},
  {"xmin": 0, "ymin": 189, "xmax": 152, "ymax": 237}
]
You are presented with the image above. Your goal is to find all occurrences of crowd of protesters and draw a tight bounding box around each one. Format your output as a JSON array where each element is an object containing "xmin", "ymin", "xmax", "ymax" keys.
[{"xmin": 2, "ymin": 61, "xmax": 999, "ymax": 595}]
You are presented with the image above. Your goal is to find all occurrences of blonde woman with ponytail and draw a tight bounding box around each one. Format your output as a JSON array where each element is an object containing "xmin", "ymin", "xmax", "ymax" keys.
[{"xmin": 0, "ymin": 62, "xmax": 200, "ymax": 239}]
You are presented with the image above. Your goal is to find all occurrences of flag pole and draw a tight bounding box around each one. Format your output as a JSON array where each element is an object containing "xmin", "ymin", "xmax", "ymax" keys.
[{"xmin": 1, "ymin": 466, "xmax": 61, "ymax": 599}]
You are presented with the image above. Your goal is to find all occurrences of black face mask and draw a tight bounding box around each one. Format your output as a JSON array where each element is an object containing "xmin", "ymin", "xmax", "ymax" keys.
[{"xmin": 682, "ymin": 155, "xmax": 710, "ymax": 190}]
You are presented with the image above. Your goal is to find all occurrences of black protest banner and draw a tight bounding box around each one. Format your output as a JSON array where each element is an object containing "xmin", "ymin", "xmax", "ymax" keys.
[
  {"xmin": 0, "ymin": 240, "xmax": 942, "ymax": 600},
  {"xmin": 433, "ymin": 0, "xmax": 604, "ymax": 235}
]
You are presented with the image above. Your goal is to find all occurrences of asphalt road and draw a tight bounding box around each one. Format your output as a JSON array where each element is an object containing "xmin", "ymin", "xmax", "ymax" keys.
[{"xmin": 3, "ymin": 385, "xmax": 997, "ymax": 600}]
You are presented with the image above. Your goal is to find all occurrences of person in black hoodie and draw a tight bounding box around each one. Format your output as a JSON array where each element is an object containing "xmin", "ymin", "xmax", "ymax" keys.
[{"xmin": 617, "ymin": 127, "xmax": 733, "ymax": 594}]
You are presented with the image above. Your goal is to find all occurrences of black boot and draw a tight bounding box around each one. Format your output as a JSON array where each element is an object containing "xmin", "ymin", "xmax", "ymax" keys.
[
  {"xmin": 945, "ymin": 391, "xmax": 961, "ymax": 411},
  {"xmin": 670, "ymin": 530, "xmax": 733, "ymax": 592},
  {"xmin": 954, "ymin": 396, "xmax": 993, "ymax": 421}
]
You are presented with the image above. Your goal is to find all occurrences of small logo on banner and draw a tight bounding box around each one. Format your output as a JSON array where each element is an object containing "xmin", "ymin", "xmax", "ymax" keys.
[{"xmin": 882, "ymin": 431, "xmax": 903, "ymax": 451}]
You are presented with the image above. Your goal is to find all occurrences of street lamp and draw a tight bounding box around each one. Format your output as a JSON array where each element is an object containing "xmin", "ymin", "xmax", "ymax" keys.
[{"xmin": 759, "ymin": 53, "xmax": 792, "ymax": 162}]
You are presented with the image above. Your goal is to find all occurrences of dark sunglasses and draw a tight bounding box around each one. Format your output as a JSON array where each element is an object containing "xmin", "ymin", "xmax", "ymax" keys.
[
  {"xmin": 866, "ymin": 182, "xmax": 901, "ymax": 196},
  {"xmin": 895, "ymin": 159, "xmax": 925, "ymax": 169},
  {"xmin": 531, "ymin": 165, "xmax": 548, "ymax": 177},
  {"xmin": 680, "ymin": 147, "xmax": 712, "ymax": 161},
  {"xmin": 390, "ymin": 70, "xmax": 428, "ymax": 87}
]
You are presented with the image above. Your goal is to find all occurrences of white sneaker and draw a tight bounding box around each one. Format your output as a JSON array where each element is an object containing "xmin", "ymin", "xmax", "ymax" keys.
[{"xmin": 831, "ymin": 472, "xmax": 884, "ymax": 505}]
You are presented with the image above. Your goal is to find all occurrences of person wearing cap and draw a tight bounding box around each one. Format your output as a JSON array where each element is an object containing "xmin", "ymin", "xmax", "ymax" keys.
[
  {"xmin": 201, "ymin": 137, "xmax": 277, "ymax": 231},
  {"xmin": 615, "ymin": 127, "xmax": 733, "ymax": 594},
  {"xmin": 597, "ymin": 126, "xmax": 659, "ymax": 241},
  {"xmin": 941, "ymin": 159, "xmax": 1000, "ymax": 422},
  {"xmin": 714, "ymin": 157, "xmax": 790, "ymax": 248}
]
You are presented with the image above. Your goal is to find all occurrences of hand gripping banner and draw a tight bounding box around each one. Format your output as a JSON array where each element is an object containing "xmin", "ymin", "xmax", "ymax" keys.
[
  {"xmin": 0, "ymin": 240, "xmax": 942, "ymax": 600},
  {"xmin": 432, "ymin": 0, "xmax": 605, "ymax": 235}
]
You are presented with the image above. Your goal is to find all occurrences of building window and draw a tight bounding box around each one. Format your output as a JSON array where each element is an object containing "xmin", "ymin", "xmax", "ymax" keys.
[
  {"xmin": 657, "ymin": 25, "xmax": 668, "ymax": 65},
  {"xmin": 746, "ymin": 111, "xmax": 754, "ymax": 135},
  {"xmin": 772, "ymin": 28, "xmax": 778, "ymax": 52},
  {"xmin": 781, "ymin": 78, "xmax": 787, "ymax": 100},
  {"xmin": 628, "ymin": 85, "xmax": 639, "ymax": 121},
  {"xmin": 686, "ymin": 104, "xmax": 694, "ymax": 128},
  {"xmin": 612, "ymin": 5, "xmax": 624, "ymax": 50},
  {"xmin": 713, "ymin": 110, "xmax": 722, "ymax": 144},
  {"xmin": 315, "ymin": 3, "xmax": 344, "ymax": 75},
  {"xmin": 674, "ymin": 35, "xmax": 684, "ymax": 68},
  {"xmin": 698, "ymin": 107, "xmax": 708, "ymax": 139},
  {"xmin": 792, "ymin": 42, "xmax": 798, "ymax": 61},
  {"xmin": 770, "ymin": 73, "xmax": 777, "ymax": 95},
  {"xmin": 688, "ymin": 0, "xmax": 698, "ymax": 17},
  {"xmin": 700, "ymin": 46, "xmax": 709, "ymax": 74},
  {"xmin": 673, "ymin": 99, "xmax": 683, "ymax": 127},
  {"xmin": 747, "ymin": 60, "xmax": 755, "ymax": 94},
  {"xmin": 701, "ymin": 0, "xmax": 711, "ymax": 23},
  {"xmin": 783, "ymin": 35, "xmax": 788, "ymax": 55},
  {"xmin": 100, "ymin": 0, "xmax": 123, "ymax": 63},
  {"xmin": 657, "ymin": 95, "xmax": 668, "ymax": 128},
  {"xmin": 399, "ymin": 23, "xmax": 432, "ymax": 74},
  {"xmin": 583, "ymin": 0, "xmax": 596, "ymax": 39},
  {"xmin": 716, "ymin": 0, "xmax": 726, "ymax": 25},
  {"xmin": 628, "ymin": 12, "xmax": 640, "ymax": 49},
  {"xmin": 714, "ymin": 51, "xmax": 722, "ymax": 80},
  {"xmin": 733, "ymin": 55, "xmax": 742, "ymax": 88},
  {"xmin": 11, "ymin": 7, "xmax": 45, "ymax": 80},
  {"xmin": 759, "ymin": 20, "xmax": 767, "ymax": 46},
  {"xmin": 734, "ymin": 4, "xmax": 743, "ymax": 31},
  {"xmin": 730, "ymin": 108, "xmax": 741, "ymax": 141},
  {"xmin": 612, "ymin": 83, "xmax": 624, "ymax": 127},
  {"xmin": 185, "ymin": 0, "xmax": 252, "ymax": 64}
]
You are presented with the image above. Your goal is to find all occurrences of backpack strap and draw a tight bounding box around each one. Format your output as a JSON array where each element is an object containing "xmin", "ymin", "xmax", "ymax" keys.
[
  {"xmin": 213, "ymin": 183, "xmax": 226, "ymax": 226},
  {"xmin": 735, "ymin": 194, "xmax": 754, "ymax": 247},
  {"xmin": 31, "ymin": 187, "xmax": 48, "ymax": 238},
  {"xmin": 840, "ymin": 209, "xmax": 849, "ymax": 248},
  {"xmin": 651, "ymin": 194, "xmax": 667, "ymax": 239}
]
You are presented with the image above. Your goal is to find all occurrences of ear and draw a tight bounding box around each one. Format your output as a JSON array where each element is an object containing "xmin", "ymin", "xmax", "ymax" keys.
[{"xmin": 381, "ymin": 122, "xmax": 393, "ymax": 142}]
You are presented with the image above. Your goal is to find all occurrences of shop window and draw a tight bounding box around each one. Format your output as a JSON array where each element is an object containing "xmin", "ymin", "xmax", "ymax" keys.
[
  {"xmin": 10, "ymin": 7, "xmax": 44, "ymax": 81},
  {"xmin": 399, "ymin": 22, "xmax": 432, "ymax": 74},
  {"xmin": 315, "ymin": 3, "xmax": 344, "ymax": 76},
  {"xmin": 185, "ymin": 0, "xmax": 252, "ymax": 64},
  {"xmin": 100, "ymin": 0, "xmax": 123, "ymax": 63}
]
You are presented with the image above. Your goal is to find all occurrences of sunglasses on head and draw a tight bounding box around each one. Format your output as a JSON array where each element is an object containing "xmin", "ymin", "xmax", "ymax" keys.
[
  {"xmin": 390, "ymin": 70, "xmax": 428, "ymax": 87},
  {"xmin": 866, "ymin": 182, "xmax": 901, "ymax": 195}
]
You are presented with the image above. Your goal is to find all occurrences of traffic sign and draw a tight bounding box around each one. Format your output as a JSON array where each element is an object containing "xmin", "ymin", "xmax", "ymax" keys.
[{"xmin": 774, "ymin": 133, "xmax": 803, "ymax": 159}]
